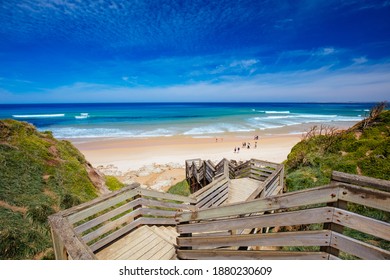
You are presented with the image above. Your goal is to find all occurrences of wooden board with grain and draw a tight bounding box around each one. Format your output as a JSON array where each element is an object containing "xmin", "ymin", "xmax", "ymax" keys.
[
  {"xmin": 177, "ymin": 250, "xmax": 330, "ymax": 260},
  {"xmin": 96, "ymin": 225, "xmax": 178, "ymax": 260},
  {"xmin": 177, "ymin": 230, "xmax": 332, "ymax": 248}
]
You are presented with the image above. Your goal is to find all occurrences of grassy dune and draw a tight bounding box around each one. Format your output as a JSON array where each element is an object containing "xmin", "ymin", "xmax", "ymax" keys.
[
  {"xmin": 0, "ymin": 119, "xmax": 100, "ymax": 259},
  {"xmin": 284, "ymin": 108, "xmax": 389, "ymax": 255}
]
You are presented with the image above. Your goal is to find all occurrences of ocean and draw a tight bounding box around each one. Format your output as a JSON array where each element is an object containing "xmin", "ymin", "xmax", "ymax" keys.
[{"xmin": 0, "ymin": 103, "xmax": 374, "ymax": 139}]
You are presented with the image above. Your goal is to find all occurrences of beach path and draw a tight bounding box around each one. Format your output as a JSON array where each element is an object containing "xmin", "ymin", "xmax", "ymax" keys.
[
  {"xmin": 226, "ymin": 178, "xmax": 262, "ymax": 204},
  {"xmin": 96, "ymin": 225, "xmax": 178, "ymax": 260}
]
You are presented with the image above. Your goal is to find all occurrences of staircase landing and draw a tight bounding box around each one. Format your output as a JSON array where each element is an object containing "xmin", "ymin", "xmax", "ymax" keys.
[
  {"xmin": 96, "ymin": 225, "xmax": 178, "ymax": 260},
  {"xmin": 226, "ymin": 178, "xmax": 263, "ymax": 204}
]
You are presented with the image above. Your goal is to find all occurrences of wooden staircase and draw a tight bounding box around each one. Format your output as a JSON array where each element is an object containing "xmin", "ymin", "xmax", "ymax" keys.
[
  {"xmin": 96, "ymin": 225, "xmax": 178, "ymax": 260},
  {"xmin": 48, "ymin": 160, "xmax": 390, "ymax": 260},
  {"xmin": 175, "ymin": 172, "xmax": 390, "ymax": 260}
]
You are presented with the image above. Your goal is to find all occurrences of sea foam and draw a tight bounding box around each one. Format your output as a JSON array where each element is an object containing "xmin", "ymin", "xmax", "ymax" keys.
[{"xmin": 12, "ymin": 114, "xmax": 65, "ymax": 118}]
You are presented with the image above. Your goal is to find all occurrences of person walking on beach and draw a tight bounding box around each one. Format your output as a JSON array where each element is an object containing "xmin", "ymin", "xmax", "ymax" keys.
[
  {"xmin": 234, "ymin": 147, "xmax": 237, "ymax": 153},
  {"xmin": 237, "ymin": 147, "xmax": 240, "ymax": 153}
]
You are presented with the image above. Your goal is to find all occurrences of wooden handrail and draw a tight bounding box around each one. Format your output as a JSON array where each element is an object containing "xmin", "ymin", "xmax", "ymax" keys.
[
  {"xmin": 177, "ymin": 207, "xmax": 334, "ymax": 234},
  {"xmin": 332, "ymin": 171, "xmax": 390, "ymax": 192},
  {"xmin": 49, "ymin": 184, "xmax": 198, "ymax": 258},
  {"xmin": 49, "ymin": 214, "xmax": 97, "ymax": 260},
  {"xmin": 176, "ymin": 177, "xmax": 390, "ymax": 260},
  {"xmin": 177, "ymin": 184, "xmax": 340, "ymax": 222}
]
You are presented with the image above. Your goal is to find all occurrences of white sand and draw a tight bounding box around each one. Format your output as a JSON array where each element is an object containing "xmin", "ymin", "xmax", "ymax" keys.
[{"xmin": 71, "ymin": 133, "xmax": 301, "ymax": 172}]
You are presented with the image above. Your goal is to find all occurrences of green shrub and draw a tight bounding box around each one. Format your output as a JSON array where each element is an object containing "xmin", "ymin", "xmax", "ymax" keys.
[
  {"xmin": 167, "ymin": 179, "xmax": 191, "ymax": 196},
  {"xmin": 105, "ymin": 175, "xmax": 125, "ymax": 191}
]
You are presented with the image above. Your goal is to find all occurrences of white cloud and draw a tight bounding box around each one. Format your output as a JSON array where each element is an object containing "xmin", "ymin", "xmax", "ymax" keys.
[
  {"xmin": 319, "ymin": 47, "xmax": 335, "ymax": 56},
  {"xmin": 230, "ymin": 59, "xmax": 259, "ymax": 69},
  {"xmin": 3, "ymin": 62, "xmax": 389, "ymax": 103},
  {"xmin": 352, "ymin": 56, "xmax": 368, "ymax": 64}
]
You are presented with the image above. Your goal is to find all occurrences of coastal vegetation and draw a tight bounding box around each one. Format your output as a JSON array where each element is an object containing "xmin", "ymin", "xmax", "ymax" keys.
[
  {"xmin": 1, "ymin": 103, "xmax": 388, "ymax": 260},
  {"xmin": 285, "ymin": 102, "xmax": 389, "ymax": 190},
  {"xmin": 0, "ymin": 119, "xmax": 103, "ymax": 259},
  {"xmin": 105, "ymin": 175, "xmax": 125, "ymax": 191},
  {"xmin": 167, "ymin": 179, "xmax": 190, "ymax": 196},
  {"xmin": 284, "ymin": 103, "xmax": 389, "ymax": 255}
]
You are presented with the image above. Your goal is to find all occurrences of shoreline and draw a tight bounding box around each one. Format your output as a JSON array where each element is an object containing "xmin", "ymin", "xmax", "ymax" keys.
[
  {"xmin": 71, "ymin": 133, "xmax": 302, "ymax": 172},
  {"xmin": 70, "ymin": 132, "xmax": 302, "ymax": 192},
  {"xmin": 67, "ymin": 121, "xmax": 358, "ymax": 191},
  {"xmin": 70, "ymin": 121, "xmax": 356, "ymax": 172}
]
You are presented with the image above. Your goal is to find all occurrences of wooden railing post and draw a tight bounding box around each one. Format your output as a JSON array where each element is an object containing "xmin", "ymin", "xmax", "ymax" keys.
[
  {"xmin": 50, "ymin": 227, "xmax": 68, "ymax": 260},
  {"xmin": 224, "ymin": 159, "xmax": 229, "ymax": 179},
  {"xmin": 133, "ymin": 193, "xmax": 143, "ymax": 223},
  {"xmin": 280, "ymin": 166, "xmax": 286, "ymax": 193},
  {"xmin": 178, "ymin": 222, "xmax": 192, "ymax": 253},
  {"xmin": 321, "ymin": 200, "xmax": 347, "ymax": 257}
]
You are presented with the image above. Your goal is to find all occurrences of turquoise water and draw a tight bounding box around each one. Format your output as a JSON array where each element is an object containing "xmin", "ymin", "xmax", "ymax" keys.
[{"xmin": 0, "ymin": 103, "xmax": 374, "ymax": 138}]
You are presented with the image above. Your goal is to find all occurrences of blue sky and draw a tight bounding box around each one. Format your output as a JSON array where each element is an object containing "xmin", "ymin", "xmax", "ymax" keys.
[{"xmin": 0, "ymin": 0, "xmax": 390, "ymax": 103}]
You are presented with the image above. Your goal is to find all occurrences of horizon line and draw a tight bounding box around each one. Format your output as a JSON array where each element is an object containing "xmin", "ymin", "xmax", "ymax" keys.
[{"xmin": 0, "ymin": 101, "xmax": 384, "ymax": 106}]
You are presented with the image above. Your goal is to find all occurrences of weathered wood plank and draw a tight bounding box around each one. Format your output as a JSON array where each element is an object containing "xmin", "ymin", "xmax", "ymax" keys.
[
  {"xmin": 247, "ymin": 166, "xmax": 282, "ymax": 200},
  {"xmin": 66, "ymin": 186, "xmax": 139, "ymax": 223},
  {"xmin": 251, "ymin": 159, "xmax": 279, "ymax": 168},
  {"xmin": 265, "ymin": 183, "xmax": 284, "ymax": 197},
  {"xmin": 227, "ymin": 178, "xmax": 262, "ymax": 203},
  {"xmin": 89, "ymin": 219, "xmax": 142, "ymax": 252},
  {"xmin": 140, "ymin": 208, "xmax": 177, "ymax": 218},
  {"xmin": 163, "ymin": 247, "xmax": 177, "ymax": 260},
  {"xmin": 249, "ymin": 174, "xmax": 268, "ymax": 181},
  {"xmin": 139, "ymin": 188, "xmax": 196, "ymax": 204},
  {"xmin": 192, "ymin": 231, "xmax": 231, "ymax": 238},
  {"xmin": 141, "ymin": 238, "xmax": 170, "ymax": 260},
  {"xmin": 251, "ymin": 167, "xmax": 274, "ymax": 174},
  {"xmin": 133, "ymin": 235, "xmax": 165, "ymax": 260},
  {"xmin": 333, "ymin": 208, "xmax": 390, "ymax": 241},
  {"xmin": 321, "ymin": 200, "xmax": 347, "ymax": 256},
  {"xmin": 82, "ymin": 208, "xmax": 142, "ymax": 243},
  {"xmin": 234, "ymin": 161, "xmax": 250, "ymax": 170},
  {"xmin": 139, "ymin": 217, "xmax": 177, "ymax": 225},
  {"xmin": 191, "ymin": 177, "xmax": 228, "ymax": 200},
  {"xmin": 330, "ymin": 232, "xmax": 390, "ymax": 260},
  {"xmin": 206, "ymin": 160, "xmax": 216, "ymax": 171},
  {"xmin": 177, "ymin": 207, "xmax": 334, "ymax": 234},
  {"xmin": 195, "ymin": 181, "xmax": 227, "ymax": 204},
  {"xmin": 250, "ymin": 169, "xmax": 273, "ymax": 178},
  {"xmin": 332, "ymin": 171, "xmax": 390, "ymax": 192},
  {"xmin": 201, "ymin": 188, "xmax": 228, "ymax": 209},
  {"xmin": 177, "ymin": 250, "xmax": 330, "ymax": 260},
  {"xmin": 149, "ymin": 242, "xmax": 176, "ymax": 260},
  {"xmin": 140, "ymin": 198, "xmax": 196, "ymax": 211},
  {"xmin": 196, "ymin": 184, "xmax": 228, "ymax": 208},
  {"xmin": 338, "ymin": 184, "xmax": 390, "ymax": 212},
  {"xmin": 149, "ymin": 226, "xmax": 178, "ymax": 245},
  {"xmin": 177, "ymin": 184, "xmax": 340, "ymax": 222},
  {"xmin": 48, "ymin": 215, "xmax": 96, "ymax": 260},
  {"xmin": 198, "ymin": 184, "xmax": 228, "ymax": 209},
  {"xmin": 177, "ymin": 230, "xmax": 332, "ymax": 248},
  {"xmin": 116, "ymin": 228, "xmax": 158, "ymax": 260},
  {"xmin": 50, "ymin": 226, "xmax": 67, "ymax": 260},
  {"xmin": 74, "ymin": 198, "xmax": 142, "ymax": 234},
  {"xmin": 96, "ymin": 225, "xmax": 150, "ymax": 259}
]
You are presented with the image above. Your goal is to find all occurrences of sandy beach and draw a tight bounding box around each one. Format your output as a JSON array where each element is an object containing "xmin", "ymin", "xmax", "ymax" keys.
[
  {"xmin": 70, "ymin": 133, "xmax": 301, "ymax": 191},
  {"xmin": 72, "ymin": 133, "xmax": 301, "ymax": 171}
]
